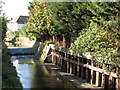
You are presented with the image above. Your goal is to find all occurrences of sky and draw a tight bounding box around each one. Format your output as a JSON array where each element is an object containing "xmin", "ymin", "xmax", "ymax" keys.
[
  {"xmin": 2, "ymin": 0, "xmax": 119, "ymax": 18},
  {"xmin": 2, "ymin": 0, "xmax": 32, "ymax": 18}
]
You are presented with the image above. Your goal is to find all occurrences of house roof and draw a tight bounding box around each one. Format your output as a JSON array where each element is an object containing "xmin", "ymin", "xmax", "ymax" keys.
[
  {"xmin": 17, "ymin": 16, "xmax": 29, "ymax": 23},
  {"xmin": 8, "ymin": 16, "xmax": 29, "ymax": 24}
]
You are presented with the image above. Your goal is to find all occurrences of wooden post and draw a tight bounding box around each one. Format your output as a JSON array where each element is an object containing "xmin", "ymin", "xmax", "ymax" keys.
[
  {"xmin": 81, "ymin": 58, "xmax": 84, "ymax": 79},
  {"xmin": 77, "ymin": 56, "xmax": 80, "ymax": 77},
  {"xmin": 90, "ymin": 60, "xmax": 94, "ymax": 84},
  {"xmin": 67, "ymin": 61, "xmax": 70, "ymax": 73},
  {"xmin": 66, "ymin": 54, "xmax": 70, "ymax": 73},
  {"xmin": 108, "ymin": 65, "xmax": 113, "ymax": 89},
  {"xmin": 56, "ymin": 51, "xmax": 58, "ymax": 65},
  {"xmin": 74, "ymin": 56, "xmax": 78, "ymax": 75},
  {"xmin": 51, "ymin": 49, "xmax": 55, "ymax": 63},
  {"xmin": 72, "ymin": 63, "xmax": 75, "ymax": 74},
  {"xmin": 70, "ymin": 63, "xmax": 72, "ymax": 74},
  {"xmin": 54, "ymin": 50, "xmax": 57, "ymax": 64},
  {"xmin": 77, "ymin": 65, "xmax": 80, "ymax": 77},
  {"xmin": 86, "ymin": 59, "xmax": 89, "ymax": 82},
  {"xmin": 116, "ymin": 67, "xmax": 120, "ymax": 89},
  {"xmin": 65, "ymin": 61, "xmax": 67, "ymax": 72},
  {"xmin": 61, "ymin": 58, "xmax": 65, "ymax": 72},
  {"xmin": 57, "ymin": 51, "xmax": 60, "ymax": 66},
  {"xmin": 72, "ymin": 56, "xmax": 76, "ymax": 75},
  {"xmin": 96, "ymin": 64, "xmax": 100, "ymax": 86},
  {"xmin": 75, "ymin": 64, "xmax": 77, "ymax": 75},
  {"xmin": 101, "ymin": 64, "xmax": 106, "ymax": 88},
  {"xmin": 61, "ymin": 52, "xmax": 67, "ymax": 72},
  {"xmin": 59, "ymin": 51, "xmax": 62, "ymax": 67},
  {"xmin": 64, "ymin": 52, "xmax": 67, "ymax": 72},
  {"xmin": 60, "ymin": 51, "xmax": 62, "ymax": 66}
]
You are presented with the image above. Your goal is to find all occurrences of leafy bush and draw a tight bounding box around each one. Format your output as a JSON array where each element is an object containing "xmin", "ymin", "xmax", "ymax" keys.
[
  {"xmin": 6, "ymin": 24, "xmax": 30, "ymax": 41},
  {"xmin": 6, "ymin": 31, "xmax": 17, "ymax": 40},
  {"xmin": 70, "ymin": 20, "xmax": 120, "ymax": 66}
]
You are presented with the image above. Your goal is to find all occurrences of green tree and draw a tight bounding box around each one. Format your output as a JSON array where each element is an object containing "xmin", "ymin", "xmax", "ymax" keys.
[
  {"xmin": 17, "ymin": 24, "xmax": 29, "ymax": 37},
  {"xmin": 48, "ymin": 2, "xmax": 120, "ymax": 46},
  {"xmin": 70, "ymin": 2, "xmax": 120, "ymax": 66},
  {"xmin": 28, "ymin": 2, "xmax": 51, "ymax": 41},
  {"xmin": 0, "ymin": 1, "xmax": 7, "ymax": 40},
  {"xmin": 48, "ymin": 2, "xmax": 89, "ymax": 47},
  {"xmin": 0, "ymin": 16, "xmax": 7, "ymax": 40},
  {"xmin": 28, "ymin": 2, "xmax": 120, "ymax": 50}
]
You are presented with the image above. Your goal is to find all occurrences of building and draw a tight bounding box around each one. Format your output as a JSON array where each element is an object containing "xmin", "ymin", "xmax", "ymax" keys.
[{"xmin": 7, "ymin": 16, "xmax": 29, "ymax": 31}]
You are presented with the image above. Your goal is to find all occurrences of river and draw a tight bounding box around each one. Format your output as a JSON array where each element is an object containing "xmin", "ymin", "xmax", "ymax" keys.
[{"xmin": 11, "ymin": 55, "xmax": 76, "ymax": 89}]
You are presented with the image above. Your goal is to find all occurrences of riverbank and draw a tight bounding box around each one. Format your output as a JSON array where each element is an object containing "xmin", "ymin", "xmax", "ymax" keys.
[
  {"xmin": 32, "ymin": 43, "xmax": 102, "ymax": 89},
  {"xmin": 2, "ymin": 42, "xmax": 22, "ymax": 88},
  {"xmin": 43, "ymin": 63, "xmax": 102, "ymax": 89}
]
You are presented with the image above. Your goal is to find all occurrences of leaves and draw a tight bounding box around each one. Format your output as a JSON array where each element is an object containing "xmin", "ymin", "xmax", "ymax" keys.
[
  {"xmin": 27, "ymin": 2, "xmax": 120, "ymax": 66},
  {"xmin": 28, "ymin": 2, "xmax": 51, "ymax": 41},
  {"xmin": 70, "ymin": 20, "xmax": 120, "ymax": 66},
  {"xmin": 0, "ymin": 16, "xmax": 7, "ymax": 40}
]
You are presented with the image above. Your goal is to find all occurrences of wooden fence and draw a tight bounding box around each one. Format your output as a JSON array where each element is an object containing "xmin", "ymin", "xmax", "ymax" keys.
[{"xmin": 49, "ymin": 44, "xmax": 120, "ymax": 89}]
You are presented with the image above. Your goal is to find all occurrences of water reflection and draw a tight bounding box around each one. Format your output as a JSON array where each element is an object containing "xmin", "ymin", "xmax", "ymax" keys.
[
  {"xmin": 11, "ymin": 55, "xmax": 69, "ymax": 89},
  {"xmin": 14, "ymin": 64, "xmax": 34, "ymax": 88}
]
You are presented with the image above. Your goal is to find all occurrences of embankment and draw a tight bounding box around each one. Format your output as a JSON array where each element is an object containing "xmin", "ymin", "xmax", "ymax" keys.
[{"xmin": 2, "ymin": 42, "xmax": 22, "ymax": 88}]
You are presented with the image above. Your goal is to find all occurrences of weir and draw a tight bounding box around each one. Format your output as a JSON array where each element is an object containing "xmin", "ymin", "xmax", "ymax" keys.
[{"xmin": 8, "ymin": 47, "xmax": 34, "ymax": 55}]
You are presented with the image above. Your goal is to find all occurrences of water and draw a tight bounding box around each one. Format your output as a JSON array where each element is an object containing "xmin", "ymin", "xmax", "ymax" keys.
[{"xmin": 11, "ymin": 55, "xmax": 76, "ymax": 89}]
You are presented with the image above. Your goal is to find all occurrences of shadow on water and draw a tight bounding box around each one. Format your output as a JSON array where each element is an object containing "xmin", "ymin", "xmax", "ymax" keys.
[{"xmin": 11, "ymin": 55, "xmax": 76, "ymax": 89}]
